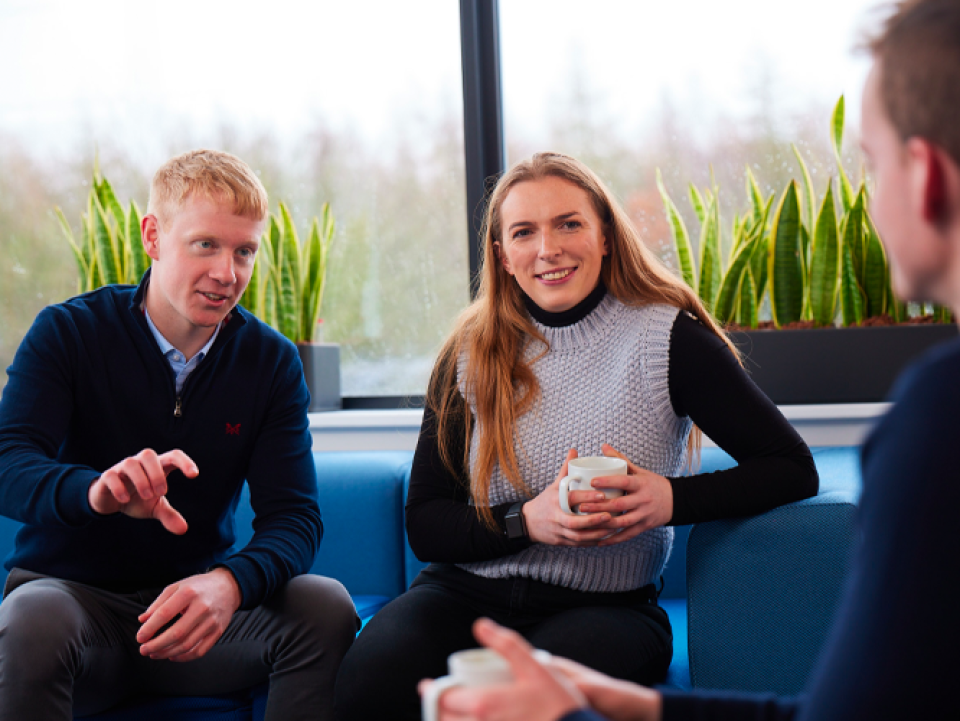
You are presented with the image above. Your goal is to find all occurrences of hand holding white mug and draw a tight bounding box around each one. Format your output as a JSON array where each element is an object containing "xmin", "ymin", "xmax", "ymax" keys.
[
  {"xmin": 521, "ymin": 449, "xmax": 621, "ymax": 547},
  {"xmin": 573, "ymin": 443, "xmax": 674, "ymax": 546},
  {"xmin": 419, "ymin": 619, "xmax": 584, "ymax": 721},
  {"xmin": 558, "ymin": 456, "xmax": 628, "ymax": 515}
]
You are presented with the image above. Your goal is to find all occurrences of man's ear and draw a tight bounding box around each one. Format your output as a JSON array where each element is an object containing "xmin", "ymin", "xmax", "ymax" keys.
[
  {"xmin": 141, "ymin": 214, "xmax": 161, "ymax": 261},
  {"xmin": 906, "ymin": 137, "xmax": 947, "ymax": 225},
  {"xmin": 494, "ymin": 241, "xmax": 514, "ymax": 276}
]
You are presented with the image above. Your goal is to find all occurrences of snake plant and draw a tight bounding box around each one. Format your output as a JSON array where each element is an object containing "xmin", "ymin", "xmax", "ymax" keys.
[
  {"xmin": 57, "ymin": 163, "xmax": 149, "ymax": 292},
  {"xmin": 239, "ymin": 201, "xmax": 335, "ymax": 344},
  {"xmin": 657, "ymin": 96, "xmax": 949, "ymax": 328}
]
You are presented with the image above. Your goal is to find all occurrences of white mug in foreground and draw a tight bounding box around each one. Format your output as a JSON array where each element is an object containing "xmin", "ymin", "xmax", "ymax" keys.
[
  {"xmin": 422, "ymin": 647, "xmax": 552, "ymax": 721},
  {"xmin": 558, "ymin": 456, "xmax": 628, "ymax": 515}
]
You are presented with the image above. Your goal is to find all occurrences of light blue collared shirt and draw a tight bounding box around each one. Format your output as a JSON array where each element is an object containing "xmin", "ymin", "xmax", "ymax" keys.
[{"xmin": 144, "ymin": 308, "xmax": 221, "ymax": 395}]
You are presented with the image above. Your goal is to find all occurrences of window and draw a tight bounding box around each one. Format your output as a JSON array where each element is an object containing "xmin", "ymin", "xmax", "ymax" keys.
[
  {"xmin": 500, "ymin": 0, "xmax": 877, "ymax": 274},
  {"xmin": 0, "ymin": 0, "xmax": 469, "ymax": 397}
]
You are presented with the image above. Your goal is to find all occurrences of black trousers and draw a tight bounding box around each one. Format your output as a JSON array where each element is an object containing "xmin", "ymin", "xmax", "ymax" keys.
[
  {"xmin": 334, "ymin": 563, "xmax": 672, "ymax": 721},
  {"xmin": 0, "ymin": 568, "xmax": 359, "ymax": 721}
]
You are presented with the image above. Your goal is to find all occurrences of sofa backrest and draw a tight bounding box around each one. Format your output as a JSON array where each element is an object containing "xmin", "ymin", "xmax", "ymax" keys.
[{"xmin": 233, "ymin": 450, "xmax": 414, "ymax": 599}]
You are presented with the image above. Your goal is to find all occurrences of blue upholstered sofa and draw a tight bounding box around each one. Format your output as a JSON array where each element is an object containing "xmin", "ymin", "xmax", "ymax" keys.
[{"xmin": 0, "ymin": 447, "xmax": 862, "ymax": 719}]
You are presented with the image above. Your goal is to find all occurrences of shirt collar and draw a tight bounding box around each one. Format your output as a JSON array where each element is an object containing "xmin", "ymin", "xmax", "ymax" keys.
[{"xmin": 143, "ymin": 304, "xmax": 221, "ymax": 363}]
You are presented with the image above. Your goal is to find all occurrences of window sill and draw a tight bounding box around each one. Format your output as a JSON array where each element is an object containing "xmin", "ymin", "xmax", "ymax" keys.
[{"xmin": 308, "ymin": 403, "xmax": 891, "ymax": 452}]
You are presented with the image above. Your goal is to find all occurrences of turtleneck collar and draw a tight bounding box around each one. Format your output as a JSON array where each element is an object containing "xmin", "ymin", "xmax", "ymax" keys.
[{"xmin": 522, "ymin": 281, "xmax": 608, "ymax": 328}]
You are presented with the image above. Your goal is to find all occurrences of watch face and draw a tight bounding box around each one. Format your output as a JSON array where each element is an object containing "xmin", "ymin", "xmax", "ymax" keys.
[{"xmin": 505, "ymin": 503, "xmax": 526, "ymax": 538}]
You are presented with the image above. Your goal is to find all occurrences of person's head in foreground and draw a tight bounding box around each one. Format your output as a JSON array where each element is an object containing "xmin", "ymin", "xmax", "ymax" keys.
[
  {"xmin": 419, "ymin": 0, "xmax": 960, "ymax": 719},
  {"xmin": 141, "ymin": 149, "xmax": 268, "ymax": 357},
  {"xmin": 861, "ymin": 0, "xmax": 960, "ymax": 312}
]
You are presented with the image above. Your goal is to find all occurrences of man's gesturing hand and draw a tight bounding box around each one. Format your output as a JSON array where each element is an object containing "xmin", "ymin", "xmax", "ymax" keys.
[
  {"xmin": 88, "ymin": 449, "xmax": 197, "ymax": 535},
  {"xmin": 137, "ymin": 568, "xmax": 242, "ymax": 662}
]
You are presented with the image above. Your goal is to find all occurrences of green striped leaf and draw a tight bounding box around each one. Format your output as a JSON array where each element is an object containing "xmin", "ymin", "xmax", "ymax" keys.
[
  {"xmin": 731, "ymin": 213, "xmax": 744, "ymax": 257},
  {"xmin": 56, "ymin": 207, "xmax": 91, "ymax": 292},
  {"xmin": 844, "ymin": 191, "xmax": 866, "ymax": 290},
  {"xmin": 697, "ymin": 195, "xmax": 722, "ymax": 313},
  {"xmin": 792, "ymin": 144, "xmax": 817, "ymax": 236},
  {"xmin": 737, "ymin": 267, "xmax": 759, "ymax": 328},
  {"xmin": 768, "ymin": 181, "xmax": 804, "ymax": 327},
  {"xmin": 830, "ymin": 97, "xmax": 856, "ymax": 213},
  {"xmin": 301, "ymin": 218, "xmax": 321, "ymax": 341},
  {"xmin": 840, "ymin": 205, "xmax": 865, "ymax": 326},
  {"xmin": 92, "ymin": 193, "xmax": 121, "ymax": 286},
  {"xmin": 95, "ymin": 175, "xmax": 126, "ymax": 232},
  {"xmin": 715, "ymin": 231, "xmax": 760, "ymax": 324},
  {"xmin": 688, "ymin": 184, "xmax": 706, "ymax": 225},
  {"xmin": 656, "ymin": 169, "xmax": 697, "ymax": 289},
  {"xmin": 126, "ymin": 201, "xmax": 150, "ymax": 283},
  {"xmin": 277, "ymin": 203, "xmax": 302, "ymax": 342},
  {"xmin": 809, "ymin": 180, "xmax": 840, "ymax": 326},
  {"xmin": 862, "ymin": 205, "xmax": 888, "ymax": 318},
  {"xmin": 265, "ymin": 216, "xmax": 282, "ymax": 329},
  {"xmin": 745, "ymin": 167, "xmax": 765, "ymax": 223}
]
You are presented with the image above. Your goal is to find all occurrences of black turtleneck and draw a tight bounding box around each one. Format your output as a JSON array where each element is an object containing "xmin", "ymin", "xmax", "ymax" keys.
[
  {"xmin": 405, "ymin": 286, "xmax": 818, "ymax": 563},
  {"xmin": 521, "ymin": 280, "xmax": 608, "ymax": 328}
]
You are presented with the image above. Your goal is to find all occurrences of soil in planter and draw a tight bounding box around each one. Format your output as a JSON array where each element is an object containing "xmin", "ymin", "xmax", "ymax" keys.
[{"xmin": 724, "ymin": 314, "xmax": 954, "ymax": 333}]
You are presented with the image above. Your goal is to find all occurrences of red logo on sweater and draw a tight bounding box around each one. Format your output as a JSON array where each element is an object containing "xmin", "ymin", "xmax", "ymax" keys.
[{"xmin": 226, "ymin": 423, "xmax": 241, "ymax": 435}]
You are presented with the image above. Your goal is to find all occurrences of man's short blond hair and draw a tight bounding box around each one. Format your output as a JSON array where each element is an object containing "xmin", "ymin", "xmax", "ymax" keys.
[{"xmin": 148, "ymin": 149, "xmax": 269, "ymax": 227}]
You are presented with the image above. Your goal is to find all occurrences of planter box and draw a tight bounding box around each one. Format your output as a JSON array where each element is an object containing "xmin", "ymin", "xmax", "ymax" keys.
[
  {"xmin": 729, "ymin": 324, "xmax": 957, "ymax": 405},
  {"xmin": 298, "ymin": 343, "xmax": 342, "ymax": 412}
]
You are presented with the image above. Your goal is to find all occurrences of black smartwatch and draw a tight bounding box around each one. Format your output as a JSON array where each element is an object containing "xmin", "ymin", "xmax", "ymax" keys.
[{"xmin": 504, "ymin": 501, "xmax": 528, "ymax": 539}]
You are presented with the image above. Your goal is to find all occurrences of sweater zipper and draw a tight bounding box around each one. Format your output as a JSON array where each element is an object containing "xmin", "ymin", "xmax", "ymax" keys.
[{"xmin": 174, "ymin": 396, "xmax": 182, "ymax": 417}]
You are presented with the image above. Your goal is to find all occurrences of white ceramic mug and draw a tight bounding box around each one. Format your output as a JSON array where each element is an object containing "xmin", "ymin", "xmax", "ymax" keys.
[
  {"xmin": 558, "ymin": 456, "xmax": 627, "ymax": 515},
  {"xmin": 422, "ymin": 647, "xmax": 551, "ymax": 721}
]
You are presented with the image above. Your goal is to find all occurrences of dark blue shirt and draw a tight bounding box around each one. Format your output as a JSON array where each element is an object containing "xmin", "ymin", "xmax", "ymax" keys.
[
  {"xmin": 0, "ymin": 272, "xmax": 322, "ymax": 609},
  {"xmin": 561, "ymin": 334, "xmax": 960, "ymax": 721}
]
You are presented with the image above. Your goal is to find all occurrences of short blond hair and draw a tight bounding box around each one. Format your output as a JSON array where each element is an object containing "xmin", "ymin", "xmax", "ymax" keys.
[{"xmin": 148, "ymin": 149, "xmax": 269, "ymax": 227}]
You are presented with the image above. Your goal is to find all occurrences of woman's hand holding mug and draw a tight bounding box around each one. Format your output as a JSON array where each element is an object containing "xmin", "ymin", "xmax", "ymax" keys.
[
  {"xmin": 574, "ymin": 443, "xmax": 674, "ymax": 546},
  {"xmin": 521, "ymin": 449, "xmax": 620, "ymax": 547}
]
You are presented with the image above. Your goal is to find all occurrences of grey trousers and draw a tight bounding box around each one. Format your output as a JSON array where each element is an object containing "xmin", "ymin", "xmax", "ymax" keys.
[{"xmin": 0, "ymin": 568, "xmax": 359, "ymax": 721}]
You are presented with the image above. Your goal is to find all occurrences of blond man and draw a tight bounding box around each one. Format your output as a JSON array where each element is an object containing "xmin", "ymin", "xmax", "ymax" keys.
[
  {"xmin": 0, "ymin": 149, "xmax": 357, "ymax": 720},
  {"xmin": 420, "ymin": 1, "xmax": 960, "ymax": 719}
]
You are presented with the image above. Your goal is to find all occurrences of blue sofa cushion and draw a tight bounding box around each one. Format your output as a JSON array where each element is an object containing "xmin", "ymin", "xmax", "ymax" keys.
[{"xmin": 685, "ymin": 490, "xmax": 858, "ymax": 694}]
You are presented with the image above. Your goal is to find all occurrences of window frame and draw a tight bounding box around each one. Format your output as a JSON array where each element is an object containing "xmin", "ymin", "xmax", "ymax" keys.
[{"xmin": 344, "ymin": 0, "xmax": 504, "ymax": 409}]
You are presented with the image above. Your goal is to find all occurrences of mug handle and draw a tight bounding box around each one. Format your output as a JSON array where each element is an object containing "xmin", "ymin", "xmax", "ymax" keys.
[
  {"xmin": 558, "ymin": 475, "xmax": 583, "ymax": 515},
  {"xmin": 421, "ymin": 675, "xmax": 462, "ymax": 721}
]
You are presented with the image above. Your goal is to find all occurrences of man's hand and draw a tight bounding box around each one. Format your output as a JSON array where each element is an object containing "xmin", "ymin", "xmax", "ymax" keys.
[
  {"xmin": 137, "ymin": 568, "xmax": 242, "ymax": 662},
  {"xmin": 419, "ymin": 618, "xmax": 586, "ymax": 721},
  {"xmin": 88, "ymin": 449, "xmax": 198, "ymax": 535},
  {"xmin": 547, "ymin": 656, "xmax": 662, "ymax": 721}
]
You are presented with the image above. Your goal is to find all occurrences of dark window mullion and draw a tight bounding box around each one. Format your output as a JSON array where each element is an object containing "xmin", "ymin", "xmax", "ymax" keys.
[{"xmin": 459, "ymin": 0, "xmax": 506, "ymax": 298}]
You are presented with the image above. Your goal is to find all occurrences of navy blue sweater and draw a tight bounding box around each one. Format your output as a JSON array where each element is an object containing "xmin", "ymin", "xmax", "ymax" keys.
[
  {"xmin": 561, "ymin": 334, "xmax": 960, "ymax": 721},
  {"xmin": 0, "ymin": 275, "xmax": 322, "ymax": 609}
]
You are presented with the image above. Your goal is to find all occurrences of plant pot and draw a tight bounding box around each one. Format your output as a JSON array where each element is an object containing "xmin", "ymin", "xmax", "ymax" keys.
[
  {"xmin": 728, "ymin": 324, "xmax": 957, "ymax": 405},
  {"xmin": 297, "ymin": 343, "xmax": 342, "ymax": 412}
]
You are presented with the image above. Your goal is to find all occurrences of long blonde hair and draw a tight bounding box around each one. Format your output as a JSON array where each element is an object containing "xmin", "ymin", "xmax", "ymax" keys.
[{"xmin": 428, "ymin": 152, "xmax": 737, "ymax": 528}]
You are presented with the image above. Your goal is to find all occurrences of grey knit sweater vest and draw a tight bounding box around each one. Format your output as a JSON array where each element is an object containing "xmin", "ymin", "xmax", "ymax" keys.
[{"xmin": 458, "ymin": 295, "xmax": 692, "ymax": 593}]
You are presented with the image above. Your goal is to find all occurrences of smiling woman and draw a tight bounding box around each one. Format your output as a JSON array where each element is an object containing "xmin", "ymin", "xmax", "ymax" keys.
[
  {"xmin": 332, "ymin": 152, "xmax": 819, "ymax": 720},
  {"xmin": 496, "ymin": 176, "xmax": 609, "ymax": 313}
]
